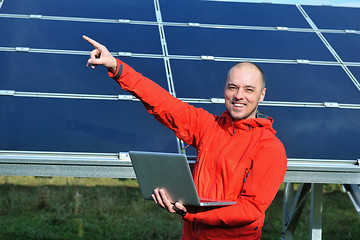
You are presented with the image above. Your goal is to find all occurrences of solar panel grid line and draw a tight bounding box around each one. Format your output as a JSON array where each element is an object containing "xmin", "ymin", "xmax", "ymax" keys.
[
  {"xmin": 344, "ymin": 62, "xmax": 360, "ymax": 67},
  {"xmin": 0, "ymin": 13, "xmax": 158, "ymax": 26},
  {"xmin": 0, "ymin": 13, "xmax": 28, "ymax": 19},
  {"xmin": 3, "ymin": 12, "xmax": 357, "ymax": 36},
  {"xmin": 153, "ymin": 0, "xmax": 186, "ymax": 154},
  {"xmin": 0, "ymin": 47, "xmax": 165, "ymax": 59},
  {"xmin": 7, "ymin": 91, "xmax": 123, "ymax": 101},
  {"xmin": 0, "ymin": 12, "xmax": 358, "ymax": 35},
  {"xmin": 168, "ymin": 54, "xmax": 343, "ymax": 66},
  {"xmin": 320, "ymin": 29, "xmax": 360, "ymax": 34},
  {"xmin": 153, "ymin": 0, "xmax": 175, "ymax": 95},
  {"xmin": 161, "ymin": 21, "xmax": 315, "ymax": 33},
  {"xmin": 3, "ymin": 46, "xmax": 354, "ymax": 67},
  {"xmin": 309, "ymin": 60, "xmax": 347, "ymax": 66},
  {"xmin": 2, "ymin": 90, "xmax": 360, "ymax": 109},
  {"xmin": 163, "ymin": 58, "xmax": 177, "ymax": 95}
]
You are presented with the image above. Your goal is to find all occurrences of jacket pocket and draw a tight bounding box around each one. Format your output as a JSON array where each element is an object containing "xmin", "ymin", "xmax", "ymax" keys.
[{"xmin": 241, "ymin": 159, "xmax": 254, "ymax": 195}]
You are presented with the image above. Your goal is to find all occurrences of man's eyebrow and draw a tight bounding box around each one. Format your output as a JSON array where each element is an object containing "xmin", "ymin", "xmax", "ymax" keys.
[
  {"xmin": 226, "ymin": 83, "xmax": 256, "ymax": 89},
  {"xmin": 225, "ymin": 82, "xmax": 237, "ymax": 87}
]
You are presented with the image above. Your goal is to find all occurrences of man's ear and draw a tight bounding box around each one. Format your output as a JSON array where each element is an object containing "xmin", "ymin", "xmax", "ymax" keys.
[{"xmin": 259, "ymin": 88, "xmax": 266, "ymax": 103}]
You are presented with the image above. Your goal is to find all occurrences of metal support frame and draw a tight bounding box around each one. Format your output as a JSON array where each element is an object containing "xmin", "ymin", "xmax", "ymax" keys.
[
  {"xmin": 282, "ymin": 183, "xmax": 311, "ymax": 239},
  {"xmin": 281, "ymin": 157, "xmax": 360, "ymax": 240},
  {"xmin": 343, "ymin": 184, "xmax": 360, "ymax": 217},
  {"xmin": 310, "ymin": 183, "xmax": 323, "ymax": 240},
  {"xmin": 1, "ymin": 150, "xmax": 359, "ymax": 240}
]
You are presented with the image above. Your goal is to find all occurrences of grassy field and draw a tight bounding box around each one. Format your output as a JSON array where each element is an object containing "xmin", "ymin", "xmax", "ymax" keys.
[{"xmin": 1, "ymin": 176, "xmax": 359, "ymax": 240}]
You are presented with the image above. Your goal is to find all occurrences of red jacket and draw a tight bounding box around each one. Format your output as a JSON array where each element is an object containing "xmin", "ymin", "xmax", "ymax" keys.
[{"xmin": 109, "ymin": 59, "xmax": 287, "ymax": 240}]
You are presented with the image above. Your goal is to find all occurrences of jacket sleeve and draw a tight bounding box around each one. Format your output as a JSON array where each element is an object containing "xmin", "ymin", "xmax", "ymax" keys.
[
  {"xmin": 183, "ymin": 142, "xmax": 287, "ymax": 227},
  {"xmin": 107, "ymin": 58, "xmax": 209, "ymax": 148}
]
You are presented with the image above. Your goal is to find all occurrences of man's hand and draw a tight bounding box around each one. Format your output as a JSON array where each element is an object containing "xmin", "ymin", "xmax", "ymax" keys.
[
  {"xmin": 152, "ymin": 188, "xmax": 187, "ymax": 217},
  {"xmin": 82, "ymin": 35, "xmax": 117, "ymax": 73}
]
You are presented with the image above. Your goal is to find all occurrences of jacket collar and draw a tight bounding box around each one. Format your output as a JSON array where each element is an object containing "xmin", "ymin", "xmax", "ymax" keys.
[{"xmin": 221, "ymin": 110, "xmax": 276, "ymax": 134}]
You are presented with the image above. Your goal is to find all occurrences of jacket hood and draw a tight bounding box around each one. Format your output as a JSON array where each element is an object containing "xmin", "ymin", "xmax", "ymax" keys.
[{"xmin": 221, "ymin": 110, "xmax": 277, "ymax": 134}]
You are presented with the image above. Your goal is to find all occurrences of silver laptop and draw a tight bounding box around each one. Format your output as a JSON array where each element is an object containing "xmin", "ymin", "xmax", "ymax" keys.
[{"xmin": 129, "ymin": 151, "xmax": 236, "ymax": 207}]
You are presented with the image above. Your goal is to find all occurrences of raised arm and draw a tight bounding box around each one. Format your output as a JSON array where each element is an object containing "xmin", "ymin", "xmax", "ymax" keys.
[{"xmin": 82, "ymin": 35, "xmax": 213, "ymax": 148}]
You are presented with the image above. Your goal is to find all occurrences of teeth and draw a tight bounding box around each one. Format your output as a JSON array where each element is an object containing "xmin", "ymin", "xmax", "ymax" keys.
[{"xmin": 234, "ymin": 103, "xmax": 245, "ymax": 107}]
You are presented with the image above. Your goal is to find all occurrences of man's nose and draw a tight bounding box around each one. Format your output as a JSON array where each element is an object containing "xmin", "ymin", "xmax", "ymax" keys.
[{"xmin": 233, "ymin": 89, "xmax": 244, "ymax": 100}]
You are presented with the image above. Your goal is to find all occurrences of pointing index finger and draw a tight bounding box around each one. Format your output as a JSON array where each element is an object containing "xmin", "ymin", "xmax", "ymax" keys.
[{"xmin": 82, "ymin": 35, "xmax": 102, "ymax": 49}]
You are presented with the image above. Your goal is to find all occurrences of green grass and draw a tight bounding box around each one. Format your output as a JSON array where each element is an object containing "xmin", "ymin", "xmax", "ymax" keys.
[{"xmin": 0, "ymin": 177, "xmax": 359, "ymax": 240}]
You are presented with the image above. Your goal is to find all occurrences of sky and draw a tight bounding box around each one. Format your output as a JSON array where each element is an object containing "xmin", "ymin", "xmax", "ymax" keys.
[{"xmin": 221, "ymin": 0, "xmax": 360, "ymax": 7}]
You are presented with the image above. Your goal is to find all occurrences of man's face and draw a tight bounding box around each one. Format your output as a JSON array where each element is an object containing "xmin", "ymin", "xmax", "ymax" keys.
[{"xmin": 224, "ymin": 64, "xmax": 266, "ymax": 120}]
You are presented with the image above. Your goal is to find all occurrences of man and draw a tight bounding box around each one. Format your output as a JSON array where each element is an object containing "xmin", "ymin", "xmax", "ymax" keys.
[{"xmin": 83, "ymin": 35, "xmax": 287, "ymax": 240}]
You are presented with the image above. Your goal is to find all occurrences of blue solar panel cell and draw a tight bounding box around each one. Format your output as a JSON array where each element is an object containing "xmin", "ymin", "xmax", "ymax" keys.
[
  {"xmin": 260, "ymin": 63, "xmax": 360, "ymax": 103},
  {"xmin": 303, "ymin": 5, "xmax": 360, "ymax": 30},
  {"xmin": 0, "ymin": 52, "xmax": 169, "ymax": 95},
  {"xmin": 0, "ymin": 18, "xmax": 162, "ymax": 54},
  {"xmin": 170, "ymin": 60, "xmax": 359, "ymax": 103},
  {"xmin": 263, "ymin": 106, "xmax": 360, "ymax": 159},
  {"xmin": 159, "ymin": 0, "xmax": 310, "ymax": 28},
  {"xmin": 0, "ymin": 0, "xmax": 156, "ymax": 21},
  {"xmin": 323, "ymin": 33, "xmax": 360, "ymax": 63},
  {"xmin": 348, "ymin": 67, "xmax": 360, "ymax": 90},
  {"xmin": 170, "ymin": 59, "xmax": 233, "ymax": 99},
  {"xmin": 164, "ymin": 26, "xmax": 335, "ymax": 61},
  {"xmin": 0, "ymin": 97, "xmax": 178, "ymax": 153}
]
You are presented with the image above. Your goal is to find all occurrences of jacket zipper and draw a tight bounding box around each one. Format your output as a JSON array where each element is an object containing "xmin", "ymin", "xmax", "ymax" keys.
[{"xmin": 244, "ymin": 159, "xmax": 254, "ymax": 183}]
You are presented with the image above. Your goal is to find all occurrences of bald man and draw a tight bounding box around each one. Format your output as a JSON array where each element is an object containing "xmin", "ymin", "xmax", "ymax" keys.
[
  {"xmin": 224, "ymin": 62, "xmax": 266, "ymax": 120},
  {"xmin": 83, "ymin": 35, "xmax": 287, "ymax": 240}
]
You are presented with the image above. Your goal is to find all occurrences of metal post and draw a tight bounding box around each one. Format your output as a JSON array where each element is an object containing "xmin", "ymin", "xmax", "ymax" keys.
[
  {"xmin": 282, "ymin": 183, "xmax": 311, "ymax": 240},
  {"xmin": 283, "ymin": 183, "xmax": 295, "ymax": 239},
  {"xmin": 310, "ymin": 183, "xmax": 323, "ymax": 240}
]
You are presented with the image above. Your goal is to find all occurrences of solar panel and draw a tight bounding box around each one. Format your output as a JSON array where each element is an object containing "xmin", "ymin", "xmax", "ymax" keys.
[
  {"xmin": 171, "ymin": 60, "xmax": 360, "ymax": 103},
  {"xmin": 0, "ymin": 52, "xmax": 168, "ymax": 95},
  {"xmin": 160, "ymin": 0, "xmax": 310, "ymax": 28},
  {"xmin": 0, "ymin": 18, "xmax": 162, "ymax": 54},
  {"xmin": 1, "ymin": 0, "xmax": 156, "ymax": 21},
  {"xmin": 165, "ymin": 26, "xmax": 336, "ymax": 61},
  {"xmin": 264, "ymin": 106, "xmax": 360, "ymax": 159},
  {"xmin": 349, "ymin": 67, "xmax": 360, "ymax": 83},
  {"xmin": 260, "ymin": 63, "xmax": 360, "ymax": 103},
  {"xmin": 0, "ymin": 97, "xmax": 178, "ymax": 153},
  {"xmin": 0, "ymin": 0, "xmax": 359, "ymax": 160},
  {"xmin": 323, "ymin": 33, "xmax": 360, "ymax": 63}
]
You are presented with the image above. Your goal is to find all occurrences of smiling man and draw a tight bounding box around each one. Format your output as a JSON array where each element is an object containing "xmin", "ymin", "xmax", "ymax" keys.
[
  {"xmin": 224, "ymin": 62, "xmax": 266, "ymax": 120},
  {"xmin": 83, "ymin": 35, "xmax": 287, "ymax": 240}
]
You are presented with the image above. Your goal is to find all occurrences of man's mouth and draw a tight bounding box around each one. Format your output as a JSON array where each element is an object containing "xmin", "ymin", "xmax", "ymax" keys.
[{"xmin": 233, "ymin": 102, "xmax": 246, "ymax": 108}]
